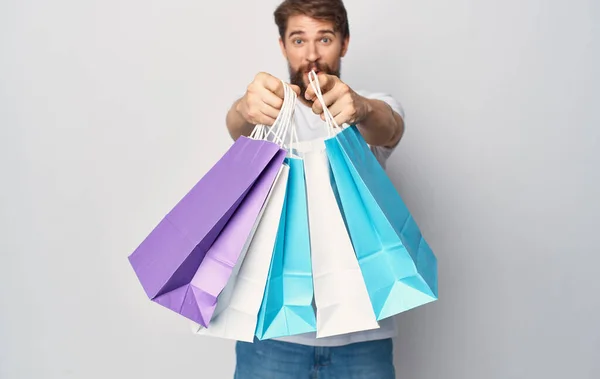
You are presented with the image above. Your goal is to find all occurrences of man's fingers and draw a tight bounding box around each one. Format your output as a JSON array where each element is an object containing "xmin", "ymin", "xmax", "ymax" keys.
[
  {"xmin": 311, "ymin": 99, "xmax": 323, "ymax": 115},
  {"xmin": 261, "ymin": 74, "xmax": 285, "ymax": 98},
  {"xmin": 250, "ymin": 108, "xmax": 276, "ymax": 126},
  {"xmin": 305, "ymin": 85, "xmax": 315, "ymax": 101},
  {"xmin": 259, "ymin": 113, "xmax": 277, "ymax": 126},
  {"xmin": 253, "ymin": 72, "xmax": 306, "ymax": 100},
  {"xmin": 305, "ymin": 76, "xmax": 323, "ymax": 100},
  {"xmin": 326, "ymin": 101, "xmax": 344, "ymax": 122},
  {"xmin": 289, "ymin": 84, "xmax": 301, "ymax": 97},
  {"xmin": 259, "ymin": 102, "xmax": 280, "ymax": 120},
  {"xmin": 322, "ymin": 101, "xmax": 346, "ymax": 126},
  {"xmin": 316, "ymin": 73, "xmax": 336, "ymax": 93},
  {"xmin": 305, "ymin": 73, "xmax": 336, "ymax": 100},
  {"xmin": 333, "ymin": 110, "xmax": 349, "ymax": 127},
  {"xmin": 259, "ymin": 87, "xmax": 284, "ymax": 109},
  {"xmin": 311, "ymin": 86, "xmax": 338, "ymax": 115},
  {"xmin": 320, "ymin": 89, "xmax": 339, "ymax": 109}
]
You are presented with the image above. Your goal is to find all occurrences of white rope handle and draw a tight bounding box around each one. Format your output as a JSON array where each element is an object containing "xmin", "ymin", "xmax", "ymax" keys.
[
  {"xmin": 250, "ymin": 79, "xmax": 297, "ymax": 147},
  {"xmin": 282, "ymin": 83, "xmax": 302, "ymax": 158},
  {"xmin": 249, "ymin": 124, "xmax": 266, "ymax": 140},
  {"xmin": 308, "ymin": 70, "xmax": 340, "ymax": 137},
  {"xmin": 275, "ymin": 82, "xmax": 296, "ymax": 145}
]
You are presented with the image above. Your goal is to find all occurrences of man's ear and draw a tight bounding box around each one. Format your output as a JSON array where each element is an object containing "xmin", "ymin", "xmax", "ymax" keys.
[
  {"xmin": 340, "ymin": 36, "xmax": 350, "ymax": 57},
  {"xmin": 279, "ymin": 37, "xmax": 288, "ymax": 59}
]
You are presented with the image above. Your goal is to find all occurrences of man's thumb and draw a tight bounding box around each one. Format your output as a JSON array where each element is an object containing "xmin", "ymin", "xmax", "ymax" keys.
[{"xmin": 289, "ymin": 84, "xmax": 301, "ymax": 97}]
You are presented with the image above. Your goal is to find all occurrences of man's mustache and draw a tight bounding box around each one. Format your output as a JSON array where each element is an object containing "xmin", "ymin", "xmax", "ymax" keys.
[{"xmin": 302, "ymin": 62, "xmax": 324, "ymax": 73}]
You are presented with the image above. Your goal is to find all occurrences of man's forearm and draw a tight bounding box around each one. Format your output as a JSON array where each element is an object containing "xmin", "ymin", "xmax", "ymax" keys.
[
  {"xmin": 226, "ymin": 98, "xmax": 255, "ymax": 141},
  {"xmin": 356, "ymin": 98, "xmax": 404, "ymax": 148}
]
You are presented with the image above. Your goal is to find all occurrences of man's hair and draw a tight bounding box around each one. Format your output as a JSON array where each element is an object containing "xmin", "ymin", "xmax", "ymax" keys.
[{"xmin": 274, "ymin": 0, "xmax": 350, "ymax": 41}]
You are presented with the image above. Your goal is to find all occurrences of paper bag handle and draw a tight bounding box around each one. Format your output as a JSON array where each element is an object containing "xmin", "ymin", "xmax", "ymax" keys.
[
  {"xmin": 250, "ymin": 79, "xmax": 297, "ymax": 147},
  {"xmin": 308, "ymin": 70, "xmax": 341, "ymax": 137}
]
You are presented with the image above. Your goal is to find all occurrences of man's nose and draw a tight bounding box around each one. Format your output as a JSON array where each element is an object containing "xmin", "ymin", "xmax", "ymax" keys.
[{"xmin": 306, "ymin": 42, "xmax": 320, "ymax": 62}]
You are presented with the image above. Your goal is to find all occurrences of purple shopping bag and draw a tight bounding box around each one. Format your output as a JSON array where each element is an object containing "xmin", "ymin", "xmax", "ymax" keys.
[
  {"xmin": 164, "ymin": 150, "xmax": 286, "ymax": 326},
  {"xmin": 128, "ymin": 136, "xmax": 286, "ymax": 322}
]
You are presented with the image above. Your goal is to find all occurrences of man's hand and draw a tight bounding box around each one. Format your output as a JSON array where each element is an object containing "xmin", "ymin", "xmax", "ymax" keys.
[
  {"xmin": 304, "ymin": 72, "xmax": 404, "ymax": 148},
  {"xmin": 236, "ymin": 72, "xmax": 300, "ymax": 126},
  {"xmin": 304, "ymin": 73, "xmax": 371, "ymax": 126}
]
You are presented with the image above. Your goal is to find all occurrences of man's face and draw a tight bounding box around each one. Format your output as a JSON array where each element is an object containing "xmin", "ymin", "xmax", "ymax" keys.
[{"xmin": 279, "ymin": 15, "xmax": 349, "ymax": 100}]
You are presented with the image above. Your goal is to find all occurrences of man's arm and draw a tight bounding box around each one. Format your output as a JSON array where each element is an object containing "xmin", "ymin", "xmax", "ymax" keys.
[
  {"xmin": 355, "ymin": 97, "xmax": 405, "ymax": 148},
  {"xmin": 226, "ymin": 97, "xmax": 255, "ymax": 141},
  {"xmin": 305, "ymin": 73, "xmax": 405, "ymax": 148}
]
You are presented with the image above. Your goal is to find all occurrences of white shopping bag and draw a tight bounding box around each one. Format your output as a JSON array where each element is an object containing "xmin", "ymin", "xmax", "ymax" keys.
[
  {"xmin": 293, "ymin": 70, "xmax": 380, "ymax": 338},
  {"xmin": 191, "ymin": 82, "xmax": 298, "ymax": 341},
  {"xmin": 299, "ymin": 137, "xmax": 380, "ymax": 338},
  {"xmin": 208, "ymin": 161, "xmax": 285, "ymax": 322},
  {"xmin": 192, "ymin": 162, "xmax": 289, "ymax": 341}
]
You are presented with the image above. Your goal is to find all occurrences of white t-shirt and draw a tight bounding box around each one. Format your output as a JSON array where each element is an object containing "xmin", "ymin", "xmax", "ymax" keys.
[{"xmin": 269, "ymin": 90, "xmax": 406, "ymax": 347}]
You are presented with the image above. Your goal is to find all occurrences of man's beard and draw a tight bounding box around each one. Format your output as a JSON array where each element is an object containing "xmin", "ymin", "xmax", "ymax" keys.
[{"xmin": 289, "ymin": 61, "xmax": 341, "ymax": 100}]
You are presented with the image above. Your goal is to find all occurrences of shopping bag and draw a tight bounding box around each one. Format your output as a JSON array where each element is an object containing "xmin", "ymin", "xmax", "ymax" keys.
[
  {"xmin": 308, "ymin": 70, "xmax": 438, "ymax": 321},
  {"xmin": 187, "ymin": 81, "xmax": 299, "ymax": 333},
  {"xmin": 192, "ymin": 164, "xmax": 289, "ymax": 341},
  {"xmin": 128, "ymin": 82, "xmax": 297, "ymax": 324},
  {"xmin": 127, "ymin": 138, "xmax": 285, "ymax": 321},
  {"xmin": 325, "ymin": 126, "xmax": 438, "ymax": 320},
  {"xmin": 254, "ymin": 154, "xmax": 317, "ymax": 340},
  {"xmin": 172, "ymin": 148, "xmax": 285, "ymax": 326},
  {"xmin": 298, "ymin": 136, "xmax": 380, "ymax": 338}
]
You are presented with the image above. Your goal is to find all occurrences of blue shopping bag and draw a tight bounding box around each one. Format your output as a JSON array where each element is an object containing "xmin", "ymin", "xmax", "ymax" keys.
[
  {"xmin": 255, "ymin": 157, "xmax": 317, "ymax": 340},
  {"xmin": 325, "ymin": 125, "xmax": 438, "ymax": 321}
]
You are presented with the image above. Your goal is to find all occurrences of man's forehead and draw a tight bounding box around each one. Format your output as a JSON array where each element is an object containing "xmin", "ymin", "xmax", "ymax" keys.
[{"xmin": 285, "ymin": 15, "xmax": 336, "ymax": 36}]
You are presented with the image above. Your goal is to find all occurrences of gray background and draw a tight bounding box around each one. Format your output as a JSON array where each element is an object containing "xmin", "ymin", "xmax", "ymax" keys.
[{"xmin": 1, "ymin": 0, "xmax": 598, "ymax": 378}]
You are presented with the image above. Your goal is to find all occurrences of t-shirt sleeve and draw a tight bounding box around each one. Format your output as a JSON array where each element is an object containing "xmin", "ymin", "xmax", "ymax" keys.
[{"xmin": 355, "ymin": 91, "xmax": 406, "ymax": 169}]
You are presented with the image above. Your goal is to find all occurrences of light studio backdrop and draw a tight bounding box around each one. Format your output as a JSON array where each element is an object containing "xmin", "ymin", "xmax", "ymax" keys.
[{"xmin": 1, "ymin": 1, "xmax": 598, "ymax": 378}]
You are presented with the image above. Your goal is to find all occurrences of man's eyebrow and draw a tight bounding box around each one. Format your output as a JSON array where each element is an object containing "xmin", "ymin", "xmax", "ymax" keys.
[
  {"xmin": 287, "ymin": 29, "xmax": 336, "ymax": 38},
  {"xmin": 288, "ymin": 30, "xmax": 305, "ymax": 38},
  {"xmin": 318, "ymin": 29, "xmax": 335, "ymax": 35}
]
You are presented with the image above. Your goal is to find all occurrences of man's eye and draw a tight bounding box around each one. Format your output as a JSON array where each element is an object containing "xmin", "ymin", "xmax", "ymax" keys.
[
  {"xmin": 322, "ymin": 37, "xmax": 330, "ymax": 43},
  {"xmin": 294, "ymin": 39, "xmax": 303, "ymax": 44}
]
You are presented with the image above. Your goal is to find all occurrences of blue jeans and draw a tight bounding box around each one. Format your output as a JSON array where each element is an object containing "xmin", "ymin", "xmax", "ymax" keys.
[{"xmin": 234, "ymin": 338, "xmax": 396, "ymax": 378}]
